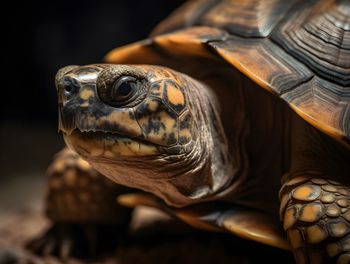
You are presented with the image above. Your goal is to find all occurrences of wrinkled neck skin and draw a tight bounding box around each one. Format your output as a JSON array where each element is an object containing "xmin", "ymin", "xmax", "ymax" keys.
[{"xmin": 87, "ymin": 75, "xmax": 233, "ymax": 207}]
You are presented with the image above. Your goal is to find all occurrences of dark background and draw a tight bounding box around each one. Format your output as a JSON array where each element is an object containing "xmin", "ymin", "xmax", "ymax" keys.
[
  {"xmin": 1, "ymin": 0, "xmax": 184, "ymax": 178},
  {"xmin": 3, "ymin": 0, "xmax": 184, "ymax": 124}
]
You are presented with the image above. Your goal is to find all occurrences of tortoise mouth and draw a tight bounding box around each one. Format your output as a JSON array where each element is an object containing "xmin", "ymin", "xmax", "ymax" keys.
[
  {"xmin": 63, "ymin": 128, "xmax": 160, "ymax": 158},
  {"xmin": 67, "ymin": 129, "xmax": 154, "ymax": 146}
]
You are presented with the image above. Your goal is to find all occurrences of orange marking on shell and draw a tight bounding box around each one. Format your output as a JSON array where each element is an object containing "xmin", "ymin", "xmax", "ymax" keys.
[
  {"xmin": 288, "ymin": 103, "xmax": 346, "ymax": 146},
  {"xmin": 154, "ymin": 27, "xmax": 221, "ymax": 59}
]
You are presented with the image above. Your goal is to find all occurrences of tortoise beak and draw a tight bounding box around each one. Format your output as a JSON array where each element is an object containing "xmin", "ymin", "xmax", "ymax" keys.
[
  {"xmin": 56, "ymin": 66, "xmax": 143, "ymax": 139},
  {"xmin": 58, "ymin": 83, "xmax": 100, "ymax": 135}
]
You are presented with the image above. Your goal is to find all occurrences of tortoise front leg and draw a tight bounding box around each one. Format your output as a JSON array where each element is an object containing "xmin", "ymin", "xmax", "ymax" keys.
[
  {"xmin": 279, "ymin": 109, "xmax": 350, "ymax": 263},
  {"xmin": 280, "ymin": 174, "xmax": 350, "ymax": 263},
  {"xmin": 27, "ymin": 148, "xmax": 133, "ymax": 259}
]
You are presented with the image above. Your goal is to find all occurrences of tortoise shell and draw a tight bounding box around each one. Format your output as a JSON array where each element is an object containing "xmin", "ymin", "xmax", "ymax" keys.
[{"xmin": 106, "ymin": 0, "xmax": 350, "ymax": 145}]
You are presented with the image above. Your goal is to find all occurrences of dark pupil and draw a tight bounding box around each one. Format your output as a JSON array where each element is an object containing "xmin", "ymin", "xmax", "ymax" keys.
[
  {"xmin": 112, "ymin": 76, "xmax": 137, "ymax": 102},
  {"xmin": 117, "ymin": 82, "xmax": 132, "ymax": 96},
  {"xmin": 65, "ymin": 85, "xmax": 73, "ymax": 92}
]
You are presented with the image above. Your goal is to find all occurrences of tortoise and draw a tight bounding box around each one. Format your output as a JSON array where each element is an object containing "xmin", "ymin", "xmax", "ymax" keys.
[{"xmin": 28, "ymin": 0, "xmax": 350, "ymax": 263}]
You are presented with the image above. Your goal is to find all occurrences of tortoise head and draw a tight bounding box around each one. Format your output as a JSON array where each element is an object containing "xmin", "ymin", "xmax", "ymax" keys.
[{"xmin": 56, "ymin": 64, "xmax": 231, "ymax": 207}]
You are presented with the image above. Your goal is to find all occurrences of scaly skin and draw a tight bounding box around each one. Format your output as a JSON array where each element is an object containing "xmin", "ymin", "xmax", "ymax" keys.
[
  {"xmin": 27, "ymin": 148, "xmax": 132, "ymax": 259},
  {"xmin": 280, "ymin": 176, "xmax": 350, "ymax": 263},
  {"xmin": 279, "ymin": 114, "xmax": 350, "ymax": 263}
]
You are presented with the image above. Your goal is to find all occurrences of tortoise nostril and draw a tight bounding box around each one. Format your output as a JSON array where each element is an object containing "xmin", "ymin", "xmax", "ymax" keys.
[
  {"xmin": 64, "ymin": 84, "xmax": 74, "ymax": 93},
  {"xmin": 61, "ymin": 77, "xmax": 80, "ymax": 98}
]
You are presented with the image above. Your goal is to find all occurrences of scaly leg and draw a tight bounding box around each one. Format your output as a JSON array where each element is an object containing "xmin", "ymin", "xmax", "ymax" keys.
[
  {"xmin": 280, "ymin": 114, "xmax": 350, "ymax": 263},
  {"xmin": 27, "ymin": 148, "xmax": 132, "ymax": 259},
  {"xmin": 280, "ymin": 174, "xmax": 350, "ymax": 263}
]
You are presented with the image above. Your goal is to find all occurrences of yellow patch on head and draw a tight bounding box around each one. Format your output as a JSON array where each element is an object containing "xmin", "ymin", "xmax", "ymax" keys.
[
  {"xmin": 137, "ymin": 109, "xmax": 178, "ymax": 146},
  {"xmin": 111, "ymin": 141, "xmax": 157, "ymax": 156},
  {"xmin": 179, "ymin": 128, "xmax": 191, "ymax": 139},
  {"xmin": 167, "ymin": 84, "xmax": 185, "ymax": 106},
  {"xmin": 148, "ymin": 100, "xmax": 158, "ymax": 111},
  {"xmin": 106, "ymin": 111, "xmax": 143, "ymax": 137},
  {"xmin": 79, "ymin": 89, "xmax": 94, "ymax": 100},
  {"xmin": 178, "ymin": 110, "xmax": 192, "ymax": 144},
  {"xmin": 159, "ymin": 111, "xmax": 177, "ymax": 134}
]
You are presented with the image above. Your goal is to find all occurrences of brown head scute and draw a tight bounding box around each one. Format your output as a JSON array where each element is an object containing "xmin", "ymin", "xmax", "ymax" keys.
[{"xmin": 56, "ymin": 64, "xmax": 232, "ymax": 207}]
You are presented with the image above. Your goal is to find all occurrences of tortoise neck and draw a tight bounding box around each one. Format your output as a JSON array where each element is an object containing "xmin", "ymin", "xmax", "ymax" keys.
[
  {"xmin": 146, "ymin": 75, "xmax": 232, "ymax": 207},
  {"xmin": 156, "ymin": 74, "xmax": 234, "ymax": 206},
  {"xmin": 198, "ymin": 68, "xmax": 291, "ymax": 212}
]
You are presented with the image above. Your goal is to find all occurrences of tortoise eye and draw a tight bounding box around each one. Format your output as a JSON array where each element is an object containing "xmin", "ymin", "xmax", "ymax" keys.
[
  {"xmin": 110, "ymin": 76, "xmax": 138, "ymax": 103},
  {"xmin": 98, "ymin": 70, "xmax": 148, "ymax": 108}
]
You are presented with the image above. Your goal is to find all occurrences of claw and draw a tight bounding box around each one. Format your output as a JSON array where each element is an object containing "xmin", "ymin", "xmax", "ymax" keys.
[
  {"xmin": 43, "ymin": 238, "xmax": 56, "ymax": 256},
  {"xmin": 59, "ymin": 238, "xmax": 72, "ymax": 261},
  {"xmin": 83, "ymin": 225, "xmax": 98, "ymax": 256},
  {"xmin": 27, "ymin": 223, "xmax": 121, "ymax": 260},
  {"xmin": 27, "ymin": 235, "xmax": 48, "ymax": 254}
]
